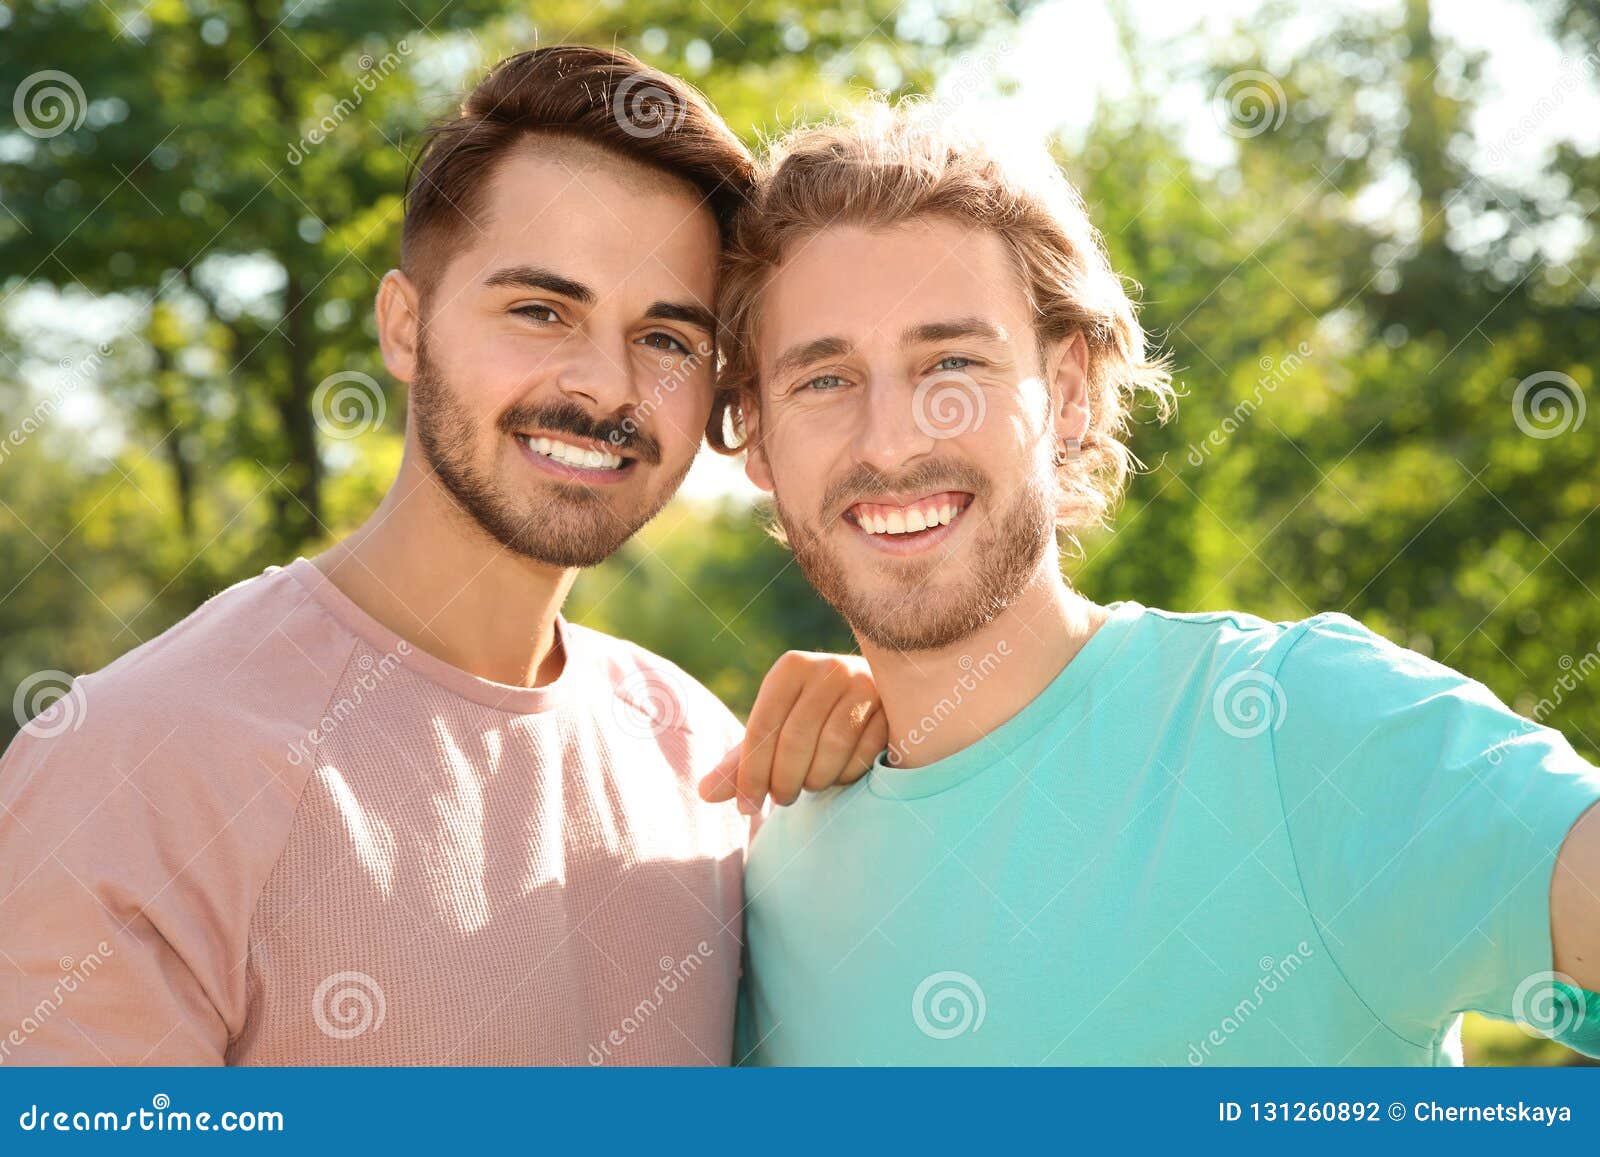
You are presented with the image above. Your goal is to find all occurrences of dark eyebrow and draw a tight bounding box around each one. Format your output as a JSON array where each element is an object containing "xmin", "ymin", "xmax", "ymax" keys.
[
  {"xmin": 481, "ymin": 265, "xmax": 595, "ymax": 304},
  {"xmin": 772, "ymin": 335, "xmax": 853, "ymax": 382},
  {"xmin": 644, "ymin": 301, "xmax": 716, "ymax": 334},
  {"xmin": 902, "ymin": 317, "xmax": 1010, "ymax": 346}
]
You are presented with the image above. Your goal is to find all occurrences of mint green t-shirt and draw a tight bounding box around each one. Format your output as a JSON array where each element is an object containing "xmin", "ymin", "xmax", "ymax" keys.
[{"xmin": 738, "ymin": 602, "xmax": 1600, "ymax": 1065}]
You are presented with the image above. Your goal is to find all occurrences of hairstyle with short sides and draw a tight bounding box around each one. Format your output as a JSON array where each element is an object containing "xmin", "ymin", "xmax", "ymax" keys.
[
  {"xmin": 401, "ymin": 44, "xmax": 756, "ymax": 292},
  {"xmin": 709, "ymin": 103, "xmax": 1176, "ymax": 542}
]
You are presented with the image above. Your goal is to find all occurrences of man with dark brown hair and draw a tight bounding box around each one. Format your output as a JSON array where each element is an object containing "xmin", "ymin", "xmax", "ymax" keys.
[{"xmin": 0, "ymin": 46, "xmax": 882, "ymax": 1066}]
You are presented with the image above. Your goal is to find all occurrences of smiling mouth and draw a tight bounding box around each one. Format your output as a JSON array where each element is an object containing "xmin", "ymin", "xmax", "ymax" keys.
[
  {"xmin": 843, "ymin": 490, "xmax": 974, "ymax": 538},
  {"xmin": 514, "ymin": 430, "xmax": 635, "ymax": 475}
]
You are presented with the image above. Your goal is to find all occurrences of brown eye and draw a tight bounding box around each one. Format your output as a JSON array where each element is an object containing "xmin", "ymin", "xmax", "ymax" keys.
[{"xmin": 641, "ymin": 332, "xmax": 690, "ymax": 355}]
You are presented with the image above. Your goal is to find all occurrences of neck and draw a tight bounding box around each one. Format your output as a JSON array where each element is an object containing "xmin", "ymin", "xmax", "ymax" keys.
[
  {"xmin": 313, "ymin": 448, "xmax": 576, "ymax": 688},
  {"xmin": 860, "ymin": 568, "xmax": 1108, "ymax": 769}
]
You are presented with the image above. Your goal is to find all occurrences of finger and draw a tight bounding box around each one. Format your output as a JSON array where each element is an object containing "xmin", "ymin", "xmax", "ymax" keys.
[
  {"xmin": 764, "ymin": 671, "xmax": 852, "ymax": 807},
  {"xmin": 801, "ymin": 676, "xmax": 879, "ymax": 792},
  {"xmin": 697, "ymin": 745, "xmax": 741, "ymax": 803},
  {"xmin": 839, "ymin": 709, "xmax": 888, "ymax": 784},
  {"xmin": 737, "ymin": 653, "xmax": 813, "ymax": 812}
]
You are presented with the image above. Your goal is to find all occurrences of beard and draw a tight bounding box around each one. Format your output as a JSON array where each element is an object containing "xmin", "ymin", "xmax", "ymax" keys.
[
  {"xmin": 772, "ymin": 456, "xmax": 1057, "ymax": 654},
  {"xmin": 409, "ymin": 342, "xmax": 692, "ymax": 568}
]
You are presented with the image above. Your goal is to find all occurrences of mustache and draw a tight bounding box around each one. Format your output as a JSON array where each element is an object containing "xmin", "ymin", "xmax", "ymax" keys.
[
  {"xmin": 498, "ymin": 399, "xmax": 662, "ymax": 465},
  {"xmin": 819, "ymin": 459, "xmax": 990, "ymax": 521}
]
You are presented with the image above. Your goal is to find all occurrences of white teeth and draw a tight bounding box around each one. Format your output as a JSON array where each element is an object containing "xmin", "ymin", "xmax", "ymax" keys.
[
  {"xmin": 855, "ymin": 500, "xmax": 965, "ymax": 535},
  {"xmin": 522, "ymin": 434, "xmax": 622, "ymax": 470}
]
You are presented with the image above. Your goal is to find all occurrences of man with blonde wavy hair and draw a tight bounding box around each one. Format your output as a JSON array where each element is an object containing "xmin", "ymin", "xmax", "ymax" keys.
[{"xmin": 717, "ymin": 108, "xmax": 1600, "ymax": 1065}]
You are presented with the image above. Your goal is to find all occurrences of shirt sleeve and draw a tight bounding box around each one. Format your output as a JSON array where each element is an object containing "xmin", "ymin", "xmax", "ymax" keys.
[
  {"xmin": 0, "ymin": 714, "xmax": 288, "ymax": 1065},
  {"xmin": 1269, "ymin": 612, "xmax": 1600, "ymax": 1055}
]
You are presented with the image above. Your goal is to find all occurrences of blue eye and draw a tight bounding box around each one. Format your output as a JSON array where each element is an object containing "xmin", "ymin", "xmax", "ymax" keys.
[
  {"xmin": 804, "ymin": 374, "xmax": 846, "ymax": 392},
  {"xmin": 935, "ymin": 355, "xmax": 973, "ymax": 371},
  {"xmin": 641, "ymin": 332, "xmax": 691, "ymax": 355}
]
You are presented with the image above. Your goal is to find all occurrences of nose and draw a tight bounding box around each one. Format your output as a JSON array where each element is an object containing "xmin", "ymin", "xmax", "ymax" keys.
[
  {"xmin": 554, "ymin": 330, "xmax": 640, "ymax": 415},
  {"xmin": 851, "ymin": 373, "xmax": 938, "ymax": 473}
]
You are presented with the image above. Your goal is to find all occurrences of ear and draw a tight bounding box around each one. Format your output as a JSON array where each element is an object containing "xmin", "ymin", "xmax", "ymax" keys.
[
  {"xmin": 1047, "ymin": 331, "xmax": 1091, "ymax": 445},
  {"xmin": 375, "ymin": 269, "xmax": 422, "ymax": 384},
  {"xmin": 740, "ymin": 394, "xmax": 774, "ymax": 493}
]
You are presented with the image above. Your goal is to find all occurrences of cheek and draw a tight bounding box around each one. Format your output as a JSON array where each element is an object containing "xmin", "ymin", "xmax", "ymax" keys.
[
  {"xmin": 652, "ymin": 375, "xmax": 715, "ymax": 461},
  {"xmin": 764, "ymin": 412, "xmax": 838, "ymax": 504}
]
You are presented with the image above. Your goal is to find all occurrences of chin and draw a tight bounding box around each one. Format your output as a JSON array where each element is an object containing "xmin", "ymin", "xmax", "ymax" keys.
[{"xmin": 844, "ymin": 584, "xmax": 999, "ymax": 654}]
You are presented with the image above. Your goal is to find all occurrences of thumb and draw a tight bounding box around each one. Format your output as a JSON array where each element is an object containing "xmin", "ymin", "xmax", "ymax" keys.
[{"xmin": 698, "ymin": 745, "xmax": 741, "ymax": 803}]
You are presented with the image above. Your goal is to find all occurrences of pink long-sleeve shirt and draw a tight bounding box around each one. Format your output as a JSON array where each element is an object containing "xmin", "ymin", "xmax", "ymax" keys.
[{"xmin": 0, "ymin": 559, "xmax": 749, "ymax": 1065}]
